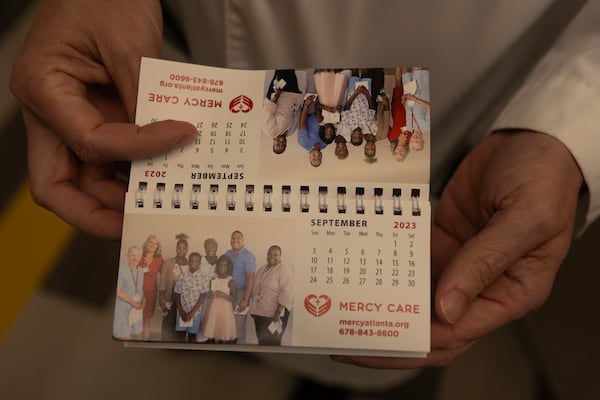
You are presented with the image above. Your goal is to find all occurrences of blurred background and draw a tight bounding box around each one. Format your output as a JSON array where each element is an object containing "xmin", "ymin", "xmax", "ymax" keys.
[{"xmin": 1, "ymin": 2, "xmax": 598, "ymax": 399}]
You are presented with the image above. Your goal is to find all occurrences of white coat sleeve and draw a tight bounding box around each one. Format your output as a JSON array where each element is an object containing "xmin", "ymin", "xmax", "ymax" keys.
[{"xmin": 490, "ymin": 0, "xmax": 600, "ymax": 232}]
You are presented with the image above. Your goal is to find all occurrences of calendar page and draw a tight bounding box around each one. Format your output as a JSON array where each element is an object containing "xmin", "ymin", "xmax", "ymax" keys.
[{"xmin": 115, "ymin": 58, "xmax": 431, "ymax": 357}]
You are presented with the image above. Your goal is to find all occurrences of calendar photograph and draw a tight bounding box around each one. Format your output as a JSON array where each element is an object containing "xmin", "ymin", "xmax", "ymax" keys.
[
  {"xmin": 257, "ymin": 68, "xmax": 430, "ymax": 185},
  {"xmin": 116, "ymin": 58, "xmax": 431, "ymax": 357},
  {"xmin": 116, "ymin": 213, "xmax": 297, "ymax": 347}
]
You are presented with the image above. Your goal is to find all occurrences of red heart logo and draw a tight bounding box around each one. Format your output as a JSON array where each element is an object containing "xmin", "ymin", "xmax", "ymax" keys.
[
  {"xmin": 304, "ymin": 294, "xmax": 332, "ymax": 317},
  {"xmin": 229, "ymin": 95, "xmax": 254, "ymax": 113}
]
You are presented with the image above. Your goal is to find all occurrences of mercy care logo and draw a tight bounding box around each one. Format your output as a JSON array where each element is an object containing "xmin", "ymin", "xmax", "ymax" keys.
[
  {"xmin": 229, "ymin": 95, "xmax": 253, "ymax": 113},
  {"xmin": 304, "ymin": 294, "xmax": 332, "ymax": 317}
]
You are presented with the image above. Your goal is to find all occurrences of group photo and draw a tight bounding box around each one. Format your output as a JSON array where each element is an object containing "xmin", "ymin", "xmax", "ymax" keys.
[
  {"xmin": 258, "ymin": 67, "xmax": 430, "ymax": 184},
  {"xmin": 114, "ymin": 214, "xmax": 296, "ymax": 348}
]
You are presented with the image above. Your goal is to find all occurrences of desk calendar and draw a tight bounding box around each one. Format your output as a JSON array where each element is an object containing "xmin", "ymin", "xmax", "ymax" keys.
[{"xmin": 114, "ymin": 58, "xmax": 431, "ymax": 357}]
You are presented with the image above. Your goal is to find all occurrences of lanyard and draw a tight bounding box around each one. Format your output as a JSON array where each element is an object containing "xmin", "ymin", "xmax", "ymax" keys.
[
  {"xmin": 130, "ymin": 267, "xmax": 140, "ymax": 294},
  {"xmin": 257, "ymin": 265, "xmax": 278, "ymax": 298}
]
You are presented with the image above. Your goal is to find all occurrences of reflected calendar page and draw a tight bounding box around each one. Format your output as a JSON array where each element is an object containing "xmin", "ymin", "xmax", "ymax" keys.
[{"xmin": 116, "ymin": 58, "xmax": 431, "ymax": 357}]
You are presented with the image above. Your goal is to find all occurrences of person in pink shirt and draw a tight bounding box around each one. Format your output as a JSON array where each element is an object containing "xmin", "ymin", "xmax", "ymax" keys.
[{"xmin": 249, "ymin": 245, "xmax": 293, "ymax": 346}]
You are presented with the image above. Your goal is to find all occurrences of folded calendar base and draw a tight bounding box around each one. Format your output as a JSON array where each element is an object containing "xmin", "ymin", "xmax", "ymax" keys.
[
  {"xmin": 114, "ymin": 59, "xmax": 431, "ymax": 357},
  {"xmin": 125, "ymin": 341, "xmax": 428, "ymax": 358}
]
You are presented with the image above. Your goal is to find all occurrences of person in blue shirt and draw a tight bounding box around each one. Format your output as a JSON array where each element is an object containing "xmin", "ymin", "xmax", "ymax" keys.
[
  {"xmin": 224, "ymin": 230, "xmax": 256, "ymax": 344},
  {"xmin": 297, "ymin": 95, "xmax": 332, "ymax": 167}
]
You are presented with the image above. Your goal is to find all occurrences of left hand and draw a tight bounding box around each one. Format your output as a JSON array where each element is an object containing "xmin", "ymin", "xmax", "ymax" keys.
[
  {"xmin": 333, "ymin": 131, "xmax": 583, "ymax": 368},
  {"xmin": 236, "ymin": 299, "xmax": 249, "ymax": 313},
  {"xmin": 304, "ymin": 95, "xmax": 316, "ymax": 107}
]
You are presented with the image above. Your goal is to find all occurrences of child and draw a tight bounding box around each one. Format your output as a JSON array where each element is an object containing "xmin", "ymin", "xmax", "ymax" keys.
[
  {"xmin": 200, "ymin": 255, "xmax": 238, "ymax": 343},
  {"xmin": 350, "ymin": 127, "xmax": 364, "ymax": 146},
  {"xmin": 363, "ymin": 133, "xmax": 377, "ymax": 164},
  {"xmin": 174, "ymin": 252, "xmax": 206, "ymax": 342},
  {"xmin": 334, "ymin": 135, "xmax": 349, "ymax": 160}
]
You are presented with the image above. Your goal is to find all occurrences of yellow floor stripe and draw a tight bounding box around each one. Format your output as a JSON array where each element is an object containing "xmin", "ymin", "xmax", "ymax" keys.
[{"xmin": 0, "ymin": 181, "xmax": 75, "ymax": 340}]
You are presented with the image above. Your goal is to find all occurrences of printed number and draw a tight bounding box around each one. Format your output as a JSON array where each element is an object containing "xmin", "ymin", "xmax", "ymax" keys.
[
  {"xmin": 393, "ymin": 221, "xmax": 417, "ymax": 229},
  {"xmin": 144, "ymin": 170, "xmax": 167, "ymax": 178}
]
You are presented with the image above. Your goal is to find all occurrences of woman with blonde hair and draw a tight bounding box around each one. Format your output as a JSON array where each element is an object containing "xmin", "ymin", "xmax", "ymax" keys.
[{"xmin": 139, "ymin": 234, "xmax": 164, "ymax": 340}]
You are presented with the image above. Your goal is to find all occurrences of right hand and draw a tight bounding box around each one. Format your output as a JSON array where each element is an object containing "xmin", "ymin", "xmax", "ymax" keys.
[
  {"xmin": 380, "ymin": 95, "xmax": 390, "ymax": 108},
  {"xmin": 9, "ymin": 0, "xmax": 196, "ymax": 239}
]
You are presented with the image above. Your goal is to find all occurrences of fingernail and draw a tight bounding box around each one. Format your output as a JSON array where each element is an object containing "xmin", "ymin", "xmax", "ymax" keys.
[{"xmin": 440, "ymin": 289, "xmax": 467, "ymax": 324}]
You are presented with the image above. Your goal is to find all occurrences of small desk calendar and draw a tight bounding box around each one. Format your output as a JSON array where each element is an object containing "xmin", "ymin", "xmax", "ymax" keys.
[{"xmin": 115, "ymin": 58, "xmax": 431, "ymax": 357}]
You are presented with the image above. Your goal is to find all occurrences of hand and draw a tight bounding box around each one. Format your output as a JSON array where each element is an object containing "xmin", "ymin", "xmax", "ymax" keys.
[
  {"xmin": 380, "ymin": 95, "xmax": 390, "ymax": 108},
  {"xmin": 132, "ymin": 300, "xmax": 143, "ymax": 310},
  {"xmin": 332, "ymin": 131, "xmax": 582, "ymax": 368},
  {"xmin": 304, "ymin": 95, "xmax": 316, "ymax": 107},
  {"xmin": 236, "ymin": 299, "xmax": 249, "ymax": 312},
  {"xmin": 401, "ymin": 94, "xmax": 415, "ymax": 103},
  {"xmin": 182, "ymin": 312, "xmax": 191, "ymax": 322},
  {"xmin": 9, "ymin": 0, "xmax": 196, "ymax": 239},
  {"xmin": 272, "ymin": 88, "xmax": 282, "ymax": 103},
  {"xmin": 158, "ymin": 298, "xmax": 167, "ymax": 310}
]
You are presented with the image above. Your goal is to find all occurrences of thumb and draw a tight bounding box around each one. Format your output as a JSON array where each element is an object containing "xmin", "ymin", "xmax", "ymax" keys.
[{"xmin": 434, "ymin": 208, "xmax": 541, "ymax": 324}]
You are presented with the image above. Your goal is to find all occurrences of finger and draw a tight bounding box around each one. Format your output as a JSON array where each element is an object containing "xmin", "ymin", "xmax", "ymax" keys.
[
  {"xmin": 79, "ymin": 163, "xmax": 128, "ymax": 211},
  {"xmin": 97, "ymin": 1, "xmax": 163, "ymax": 120},
  {"xmin": 24, "ymin": 110, "xmax": 124, "ymax": 239},
  {"xmin": 49, "ymin": 76, "xmax": 196, "ymax": 162},
  {"xmin": 444, "ymin": 248, "xmax": 559, "ymax": 338},
  {"xmin": 431, "ymin": 224, "xmax": 461, "ymax": 280},
  {"xmin": 434, "ymin": 205, "xmax": 550, "ymax": 325},
  {"xmin": 16, "ymin": 57, "xmax": 196, "ymax": 164}
]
